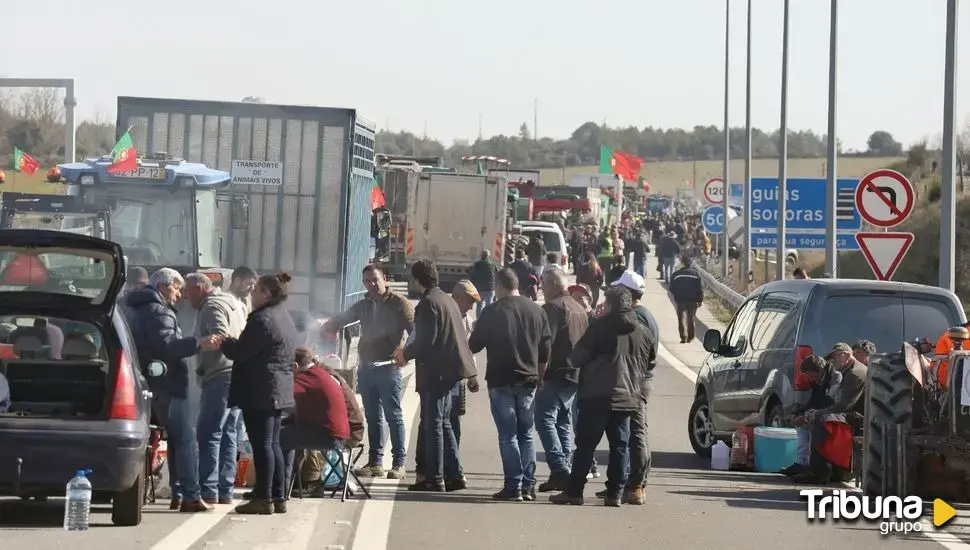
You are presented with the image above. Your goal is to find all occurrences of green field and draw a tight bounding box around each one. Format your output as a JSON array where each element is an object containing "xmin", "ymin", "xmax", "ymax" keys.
[
  {"xmin": 538, "ymin": 156, "xmax": 904, "ymax": 194},
  {"xmin": 0, "ymin": 171, "xmax": 66, "ymax": 195}
]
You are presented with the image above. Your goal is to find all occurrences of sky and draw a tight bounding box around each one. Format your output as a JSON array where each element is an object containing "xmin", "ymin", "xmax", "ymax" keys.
[{"xmin": 1, "ymin": 0, "xmax": 964, "ymax": 151}]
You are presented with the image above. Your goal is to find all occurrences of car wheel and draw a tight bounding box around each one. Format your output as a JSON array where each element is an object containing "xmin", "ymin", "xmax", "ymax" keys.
[
  {"xmin": 111, "ymin": 472, "xmax": 145, "ymax": 527},
  {"xmin": 688, "ymin": 394, "xmax": 716, "ymax": 457}
]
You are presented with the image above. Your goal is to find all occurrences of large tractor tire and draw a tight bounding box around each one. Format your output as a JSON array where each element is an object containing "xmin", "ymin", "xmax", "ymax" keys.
[
  {"xmin": 862, "ymin": 353, "xmax": 913, "ymax": 497},
  {"xmin": 504, "ymin": 235, "xmax": 528, "ymax": 265}
]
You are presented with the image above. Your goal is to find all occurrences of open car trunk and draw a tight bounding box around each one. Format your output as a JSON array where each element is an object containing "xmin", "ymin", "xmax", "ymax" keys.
[{"xmin": 3, "ymin": 359, "xmax": 109, "ymax": 418}]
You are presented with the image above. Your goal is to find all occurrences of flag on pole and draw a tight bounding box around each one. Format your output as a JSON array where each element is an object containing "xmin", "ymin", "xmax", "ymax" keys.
[
  {"xmin": 12, "ymin": 147, "xmax": 41, "ymax": 175},
  {"xmin": 370, "ymin": 178, "xmax": 386, "ymax": 210},
  {"xmin": 107, "ymin": 131, "xmax": 137, "ymax": 174},
  {"xmin": 599, "ymin": 146, "xmax": 644, "ymax": 182}
]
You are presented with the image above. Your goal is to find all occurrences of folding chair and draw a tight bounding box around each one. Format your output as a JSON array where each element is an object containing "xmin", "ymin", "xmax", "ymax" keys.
[{"xmin": 288, "ymin": 443, "xmax": 371, "ymax": 503}]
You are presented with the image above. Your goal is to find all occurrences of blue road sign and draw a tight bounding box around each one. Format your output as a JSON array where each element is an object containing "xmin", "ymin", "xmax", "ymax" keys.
[
  {"xmin": 749, "ymin": 232, "xmax": 860, "ymax": 251},
  {"xmin": 750, "ymin": 178, "xmax": 861, "ymax": 231},
  {"xmin": 702, "ymin": 206, "xmax": 725, "ymax": 233},
  {"xmin": 730, "ymin": 183, "xmax": 743, "ymax": 198}
]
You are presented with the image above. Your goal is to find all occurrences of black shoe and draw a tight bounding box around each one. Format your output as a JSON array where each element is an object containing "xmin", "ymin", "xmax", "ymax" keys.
[
  {"xmin": 234, "ymin": 499, "xmax": 273, "ymax": 515},
  {"xmin": 594, "ymin": 489, "xmax": 608, "ymax": 499},
  {"xmin": 604, "ymin": 494, "xmax": 622, "ymax": 507},
  {"xmin": 273, "ymin": 499, "xmax": 287, "ymax": 514},
  {"xmin": 492, "ymin": 488, "xmax": 524, "ymax": 502},
  {"xmin": 521, "ymin": 487, "xmax": 536, "ymax": 501},
  {"xmin": 549, "ymin": 491, "xmax": 583, "ymax": 505},
  {"xmin": 792, "ymin": 470, "xmax": 831, "ymax": 485},
  {"xmin": 445, "ymin": 476, "xmax": 467, "ymax": 492},
  {"xmin": 537, "ymin": 472, "xmax": 569, "ymax": 492},
  {"xmin": 407, "ymin": 480, "xmax": 446, "ymax": 492},
  {"xmin": 780, "ymin": 463, "xmax": 806, "ymax": 477}
]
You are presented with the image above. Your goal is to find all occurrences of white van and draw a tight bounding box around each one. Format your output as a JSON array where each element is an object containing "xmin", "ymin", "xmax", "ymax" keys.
[{"xmin": 513, "ymin": 224, "xmax": 569, "ymax": 270}]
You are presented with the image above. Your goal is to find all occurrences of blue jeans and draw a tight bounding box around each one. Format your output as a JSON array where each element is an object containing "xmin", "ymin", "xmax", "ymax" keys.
[
  {"xmin": 534, "ymin": 381, "xmax": 576, "ymax": 475},
  {"xmin": 477, "ymin": 291, "xmax": 495, "ymax": 317},
  {"xmin": 358, "ymin": 363, "xmax": 406, "ymax": 467},
  {"xmin": 416, "ymin": 385, "xmax": 462, "ymax": 483},
  {"xmin": 568, "ymin": 400, "xmax": 632, "ymax": 498},
  {"xmin": 662, "ymin": 257, "xmax": 676, "ymax": 283},
  {"xmin": 197, "ymin": 372, "xmax": 240, "ymax": 500},
  {"xmin": 168, "ymin": 396, "xmax": 201, "ymax": 501},
  {"xmin": 488, "ymin": 386, "xmax": 537, "ymax": 490}
]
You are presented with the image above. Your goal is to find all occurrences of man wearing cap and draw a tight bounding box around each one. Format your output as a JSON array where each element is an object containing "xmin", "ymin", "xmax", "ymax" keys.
[
  {"xmin": 852, "ymin": 340, "xmax": 877, "ymax": 366},
  {"xmin": 604, "ymin": 269, "xmax": 658, "ymax": 504},
  {"xmin": 793, "ymin": 344, "xmax": 867, "ymax": 483},
  {"xmin": 668, "ymin": 255, "xmax": 704, "ymax": 343},
  {"xmin": 568, "ymin": 283, "xmax": 594, "ymax": 318},
  {"xmin": 782, "ymin": 354, "xmax": 842, "ymax": 477},
  {"xmin": 535, "ymin": 268, "xmax": 589, "ymax": 493}
]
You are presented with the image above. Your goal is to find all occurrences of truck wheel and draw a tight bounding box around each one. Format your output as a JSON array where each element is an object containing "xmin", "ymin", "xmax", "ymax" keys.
[
  {"xmin": 862, "ymin": 354, "xmax": 913, "ymax": 497},
  {"xmin": 112, "ymin": 472, "xmax": 145, "ymax": 526}
]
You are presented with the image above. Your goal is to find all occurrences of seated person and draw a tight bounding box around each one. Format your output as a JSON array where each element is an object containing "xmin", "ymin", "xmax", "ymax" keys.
[
  {"xmin": 282, "ymin": 347, "xmax": 352, "ymax": 497},
  {"xmin": 787, "ymin": 346, "xmax": 868, "ymax": 483},
  {"xmin": 852, "ymin": 339, "xmax": 877, "ymax": 366},
  {"xmin": 782, "ymin": 355, "xmax": 842, "ymax": 477}
]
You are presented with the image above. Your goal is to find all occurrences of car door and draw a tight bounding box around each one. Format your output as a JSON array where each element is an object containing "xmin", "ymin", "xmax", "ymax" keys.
[
  {"xmin": 738, "ymin": 292, "xmax": 800, "ymax": 423},
  {"xmin": 708, "ymin": 296, "xmax": 760, "ymax": 431}
]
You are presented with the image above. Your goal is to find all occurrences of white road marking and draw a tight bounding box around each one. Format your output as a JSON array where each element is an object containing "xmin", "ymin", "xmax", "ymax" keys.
[
  {"xmin": 148, "ymin": 503, "xmax": 234, "ymax": 550},
  {"xmin": 659, "ymin": 342, "xmax": 970, "ymax": 549},
  {"xmin": 350, "ymin": 363, "xmax": 419, "ymax": 550}
]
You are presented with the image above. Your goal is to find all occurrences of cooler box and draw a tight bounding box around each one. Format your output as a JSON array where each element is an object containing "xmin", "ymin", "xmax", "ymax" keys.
[{"xmin": 753, "ymin": 427, "xmax": 798, "ymax": 473}]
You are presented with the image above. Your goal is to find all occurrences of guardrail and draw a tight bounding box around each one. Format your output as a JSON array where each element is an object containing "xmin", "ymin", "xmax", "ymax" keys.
[{"xmin": 694, "ymin": 256, "xmax": 747, "ymax": 311}]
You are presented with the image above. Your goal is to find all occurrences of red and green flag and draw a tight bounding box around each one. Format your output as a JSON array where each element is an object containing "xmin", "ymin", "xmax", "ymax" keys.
[
  {"xmin": 599, "ymin": 145, "xmax": 644, "ymax": 182},
  {"xmin": 107, "ymin": 131, "xmax": 137, "ymax": 173},
  {"xmin": 12, "ymin": 147, "xmax": 41, "ymax": 175},
  {"xmin": 370, "ymin": 178, "xmax": 386, "ymax": 210}
]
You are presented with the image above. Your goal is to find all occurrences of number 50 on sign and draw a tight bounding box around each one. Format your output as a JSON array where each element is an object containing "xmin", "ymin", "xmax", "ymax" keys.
[{"xmin": 703, "ymin": 206, "xmax": 725, "ymax": 233}]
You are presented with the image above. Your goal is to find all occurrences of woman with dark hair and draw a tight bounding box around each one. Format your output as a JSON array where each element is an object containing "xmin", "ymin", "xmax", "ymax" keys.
[
  {"xmin": 203, "ymin": 272, "xmax": 299, "ymax": 515},
  {"xmin": 574, "ymin": 251, "xmax": 604, "ymax": 306}
]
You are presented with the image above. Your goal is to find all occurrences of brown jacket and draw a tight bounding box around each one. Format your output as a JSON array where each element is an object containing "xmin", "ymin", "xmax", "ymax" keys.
[{"xmin": 329, "ymin": 290, "xmax": 414, "ymax": 364}]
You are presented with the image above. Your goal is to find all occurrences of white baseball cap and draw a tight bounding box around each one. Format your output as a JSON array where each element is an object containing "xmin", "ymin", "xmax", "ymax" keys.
[{"xmin": 612, "ymin": 270, "xmax": 645, "ymax": 292}]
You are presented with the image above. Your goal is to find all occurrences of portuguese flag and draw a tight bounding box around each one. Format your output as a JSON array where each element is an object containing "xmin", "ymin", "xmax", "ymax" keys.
[
  {"xmin": 107, "ymin": 131, "xmax": 137, "ymax": 174},
  {"xmin": 599, "ymin": 145, "xmax": 644, "ymax": 182},
  {"xmin": 370, "ymin": 178, "xmax": 386, "ymax": 210},
  {"xmin": 12, "ymin": 147, "xmax": 41, "ymax": 175}
]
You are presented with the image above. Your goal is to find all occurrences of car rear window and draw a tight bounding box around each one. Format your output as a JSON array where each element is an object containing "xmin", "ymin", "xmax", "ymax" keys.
[
  {"xmin": 0, "ymin": 248, "xmax": 114, "ymax": 304},
  {"xmin": 524, "ymin": 230, "xmax": 563, "ymax": 252},
  {"xmin": 815, "ymin": 294, "xmax": 959, "ymax": 354}
]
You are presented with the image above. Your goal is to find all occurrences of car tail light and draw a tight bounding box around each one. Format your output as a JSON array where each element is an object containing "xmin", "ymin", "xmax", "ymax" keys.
[
  {"xmin": 793, "ymin": 344, "xmax": 814, "ymax": 390},
  {"xmin": 560, "ymin": 255, "xmax": 567, "ymax": 266},
  {"xmin": 109, "ymin": 349, "xmax": 138, "ymax": 420}
]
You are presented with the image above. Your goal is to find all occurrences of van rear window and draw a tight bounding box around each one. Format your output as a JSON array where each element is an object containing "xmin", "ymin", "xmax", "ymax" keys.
[
  {"xmin": 816, "ymin": 295, "xmax": 959, "ymax": 354},
  {"xmin": 524, "ymin": 231, "xmax": 563, "ymax": 252}
]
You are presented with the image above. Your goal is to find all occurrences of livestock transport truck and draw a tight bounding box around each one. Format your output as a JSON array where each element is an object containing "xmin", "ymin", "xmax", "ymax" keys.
[
  {"xmin": 377, "ymin": 161, "xmax": 508, "ymax": 294},
  {"xmin": 61, "ymin": 97, "xmax": 378, "ymax": 330}
]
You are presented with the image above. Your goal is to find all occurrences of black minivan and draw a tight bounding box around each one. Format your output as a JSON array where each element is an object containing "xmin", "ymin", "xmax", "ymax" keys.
[{"xmin": 687, "ymin": 278, "xmax": 965, "ymax": 457}]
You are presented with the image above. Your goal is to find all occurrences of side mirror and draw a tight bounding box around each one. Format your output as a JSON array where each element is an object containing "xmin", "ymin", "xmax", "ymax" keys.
[
  {"xmin": 702, "ymin": 329, "xmax": 722, "ymax": 354},
  {"xmin": 231, "ymin": 198, "xmax": 250, "ymax": 230},
  {"xmin": 146, "ymin": 360, "xmax": 167, "ymax": 378}
]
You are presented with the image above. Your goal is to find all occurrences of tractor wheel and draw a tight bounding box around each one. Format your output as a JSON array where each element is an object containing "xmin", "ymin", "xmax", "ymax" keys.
[
  {"xmin": 862, "ymin": 353, "xmax": 913, "ymax": 497},
  {"xmin": 505, "ymin": 235, "xmax": 527, "ymax": 264}
]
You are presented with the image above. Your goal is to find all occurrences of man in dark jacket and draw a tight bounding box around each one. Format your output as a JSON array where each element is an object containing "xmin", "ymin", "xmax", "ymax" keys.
[
  {"xmin": 396, "ymin": 259, "xmax": 476, "ymax": 492},
  {"xmin": 325, "ymin": 265, "xmax": 414, "ymax": 480},
  {"xmin": 468, "ymin": 250, "xmax": 499, "ymax": 316},
  {"xmin": 658, "ymin": 232, "xmax": 681, "ymax": 283},
  {"xmin": 510, "ymin": 249, "xmax": 539, "ymax": 301},
  {"xmin": 550, "ymin": 286, "xmax": 653, "ymax": 507},
  {"xmin": 124, "ymin": 268, "xmax": 207, "ymax": 513},
  {"xmin": 668, "ymin": 255, "xmax": 704, "ymax": 343},
  {"xmin": 469, "ymin": 268, "xmax": 551, "ymax": 502},
  {"xmin": 535, "ymin": 269, "xmax": 589, "ymax": 493},
  {"xmin": 526, "ymin": 233, "xmax": 547, "ymax": 267}
]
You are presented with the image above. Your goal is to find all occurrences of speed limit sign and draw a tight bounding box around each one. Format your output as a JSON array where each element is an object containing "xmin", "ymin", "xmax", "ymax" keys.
[{"xmin": 703, "ymin": 178, "xmax": 725, "ymax": 205}]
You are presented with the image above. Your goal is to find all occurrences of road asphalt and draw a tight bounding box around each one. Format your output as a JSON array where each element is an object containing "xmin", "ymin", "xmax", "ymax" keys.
[{"xmin": 4, "ymin": 266, "xmax": 970, "ymax": 549}]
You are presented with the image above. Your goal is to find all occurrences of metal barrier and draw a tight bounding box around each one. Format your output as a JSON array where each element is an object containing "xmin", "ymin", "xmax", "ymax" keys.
[{"xmin": 694, "ymin": 256, "xmax": 747, "ymax": 311}]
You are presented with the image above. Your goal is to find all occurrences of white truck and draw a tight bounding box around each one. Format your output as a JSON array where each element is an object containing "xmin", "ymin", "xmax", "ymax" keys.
[{"xmin": 388, "ymin": 170, "xmax": 508, "ymax": 294}]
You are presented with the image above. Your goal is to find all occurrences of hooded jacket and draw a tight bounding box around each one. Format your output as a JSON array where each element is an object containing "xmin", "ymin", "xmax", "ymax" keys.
[
  {"xmin": 124, "ymin": 286, "xmax": 200, "ymax": 398},
  {"xmin": 195, "ymin": 289, "xmax": 248, "ymax": 385},
  {"xmin": 569, "ymin": 304, "xmax": 653, "ymax": 410}
]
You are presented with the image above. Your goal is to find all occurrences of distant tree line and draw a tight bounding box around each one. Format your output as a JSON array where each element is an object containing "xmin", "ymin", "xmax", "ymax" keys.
[{"xmin": 0, "ymin": 89, "xmax": 904, "ymax": 170}]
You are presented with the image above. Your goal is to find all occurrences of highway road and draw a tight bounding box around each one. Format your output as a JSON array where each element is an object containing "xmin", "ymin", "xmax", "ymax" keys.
[{"xmin": 4, "ymin": 268, "xmax": 970, "ymax": 549}]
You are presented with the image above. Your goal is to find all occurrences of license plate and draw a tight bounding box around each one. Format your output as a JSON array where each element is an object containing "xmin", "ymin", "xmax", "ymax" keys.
[{"xmin": 115, "ymin": 166, "xmax": 166, "ymax": 179}]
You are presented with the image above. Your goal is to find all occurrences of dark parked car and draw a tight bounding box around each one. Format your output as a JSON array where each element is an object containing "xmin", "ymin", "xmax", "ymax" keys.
[
  {"xmin": 0, "ymin": 230, "xmax": 159, "ymax": 526},
  {"xmin": 687, "ymin": 278, "xmax": 965, "ymax": 457}
]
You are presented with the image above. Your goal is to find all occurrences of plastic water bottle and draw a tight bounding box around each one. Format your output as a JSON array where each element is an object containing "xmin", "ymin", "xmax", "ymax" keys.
[
  {"xmin": 63, "ymin": 469, "xmax": 93, "ymax": 531},
  {"xmin": 711, "ymin": 441, "xmax": 731, "ymax": 471}
]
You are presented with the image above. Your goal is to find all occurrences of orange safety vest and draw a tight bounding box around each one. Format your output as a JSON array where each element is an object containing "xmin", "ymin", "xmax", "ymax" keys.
[{"xmin": 933, "ymin": 332, "xmax": 957, "ymax": 389}]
